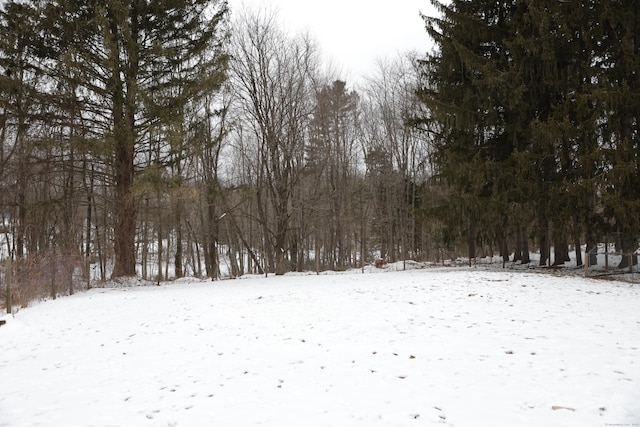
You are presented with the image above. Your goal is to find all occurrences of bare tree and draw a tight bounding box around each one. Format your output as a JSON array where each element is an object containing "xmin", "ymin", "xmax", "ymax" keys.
[
  {"xmin": 230, "ymin": 8, "xmax": 319, "ymax": 275},
  {"xmin": 361, "ymin": 54, "xmax": 430, "ymax": 264}
]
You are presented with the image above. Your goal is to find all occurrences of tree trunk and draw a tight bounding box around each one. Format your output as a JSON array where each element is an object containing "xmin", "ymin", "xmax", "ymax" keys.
[
  {"xmin": 157, "ymin": 207, "xmax": 163, "ymax": 281},
  {"xmin": 553, "ymin": 238, "xmax": 569, "ymax": 266},
  {"xmin": 468, "ymin": 220, "xmax": 476, "ymax": 261},
  {"xmin": 521, "ymin": 229, "xmax": 530, "ymax": 264},
  {"xmin": 552, "ymin": 220, "xmax": 571, "ymax": 266},
  {"xmin": 274, "ymin": 219, "xmax": 287, "ymax": 275},
  {"xmin": 227, "ymin": 212, "xmax": 263, "ymax": 275},
  {"xmin": 585, "ymin": 217, "xmax": 597, "ymax": 266},
  {"xmin": 537, "ymin": 205, "xmax": 549, "ymax": 266},
  {"xmin": 5, "ymin": 258, "xmax": 12, "ymax": 315},
  {"xmin": 513, "ymin": 224, "xmax": 523, "ymax": 262},
  {"xmin": 175, "ymin": 204, "xmax": 183, "ymax": 278},
  {"xmin": 205, "ymin": 194, "xmax": 219, "ymax": 279},
  {"xmin": 110, "ymin": 6, "xmax": 138, "ymax": 278},
  {"xmin": 85, "ymin": 162, "xmax": 94, "ymax": 286},
  {"xmin": 500, "ymin": 235, "xmax": 509, "ymax": 265},
  {"xmin": 112, "ymin": 142, "xmax": 136, "ymax": 277},
  {"xmin": 574, "ymin": 236, "xmax": 583, "ymax": 267},
  {"xmin": 141, "ymin": 199, "xmax": 149, "ymax": 279},
  {"xmin": 50, "ymin": 253, "xmax": 56, "ymax": 300},
  {"xmin": 207, "ymin": 239, "xmax": 219, "ymax": 279},
  {"xmin": 617, "ymin": 236, "xmax": 638, "ymax": 268}
]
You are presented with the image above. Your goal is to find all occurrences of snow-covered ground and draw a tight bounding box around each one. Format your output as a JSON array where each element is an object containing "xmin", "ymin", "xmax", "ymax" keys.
[{"xmin": 1, "ymin": 266, "xmax": 639, "ymax": 427}]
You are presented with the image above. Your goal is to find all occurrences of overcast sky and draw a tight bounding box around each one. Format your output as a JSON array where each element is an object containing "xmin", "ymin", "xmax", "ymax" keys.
[{"xmin": 230, "ymin": 1, "xmax": 439, "ymax": 84}]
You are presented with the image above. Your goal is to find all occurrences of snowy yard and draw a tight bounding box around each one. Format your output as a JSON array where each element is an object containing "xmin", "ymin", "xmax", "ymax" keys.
[{"xmin": 1, "ymin": 267, "xmax": 639, "ymax": 427}]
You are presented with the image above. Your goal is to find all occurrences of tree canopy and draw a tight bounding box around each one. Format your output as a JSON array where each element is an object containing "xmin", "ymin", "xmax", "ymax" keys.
[
  {"xmin": 419, "ymin": 0, "xmax": 640, "ymax": 266},
  {"xmin": 2, "ymin": 0, "xmax": 640, "ymax": 305}
]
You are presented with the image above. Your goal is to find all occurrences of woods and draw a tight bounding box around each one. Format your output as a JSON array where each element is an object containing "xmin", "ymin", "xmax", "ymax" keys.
[
  {"xmin": 1, "ymin": 0, "xmax": 639, "ymax": 303},
  {"xmin": 420, "ymin": 0, "xmax": 640, "ymax": 267},
  {"xmin": 0, "ymin": 1, "xmax": 427, "ymax": 294}
]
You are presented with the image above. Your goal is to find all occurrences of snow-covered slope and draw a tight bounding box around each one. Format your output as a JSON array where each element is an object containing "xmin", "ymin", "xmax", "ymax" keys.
[{"xmin": 1, "ymin": 268, "xmax": 639, "ymax": 426}]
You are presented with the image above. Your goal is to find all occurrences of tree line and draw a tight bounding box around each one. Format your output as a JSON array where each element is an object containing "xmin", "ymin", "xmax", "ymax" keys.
[
  {"xmin": 1, "ymin": 0, "xmax": 639, "ymax": 298},
  {"xmin": 420, "ymin": 0, "xmax": 640, "ymax": 267},
  {"xmin": 0, "ymin": 1, "xmax": 431, "ymax": 293}
]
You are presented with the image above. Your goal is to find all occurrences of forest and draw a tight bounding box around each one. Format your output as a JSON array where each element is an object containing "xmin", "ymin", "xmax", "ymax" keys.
[{"xmin": 1, "ymin": 0, "xmax": 639, "ymax": 303}]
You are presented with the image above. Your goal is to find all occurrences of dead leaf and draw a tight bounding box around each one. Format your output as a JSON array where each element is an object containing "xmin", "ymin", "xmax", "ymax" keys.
[{"xmin": 551, "ymin": 406, "xmax": 575, "ymax": 412}]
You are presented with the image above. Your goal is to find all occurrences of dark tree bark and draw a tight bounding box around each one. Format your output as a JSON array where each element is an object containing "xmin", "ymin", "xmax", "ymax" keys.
[
  {"xmin": 538, "ymin": 205, "xmax": 549, "ymax": 267},
  {"xmin": 521, "ymin": 230, "xmax": 530, "ymax": 264},
  {"xmin": 617, "ymin": 236, "xmax": 638, "ymax": 269},
  {"xmin": 468, "ymin": 221, "xmax": 476, "ymax": 261}
]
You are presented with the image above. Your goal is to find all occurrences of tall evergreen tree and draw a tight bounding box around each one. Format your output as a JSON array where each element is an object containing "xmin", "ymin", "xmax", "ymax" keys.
[
  {"xmin": 307, "ymin": 80, "xmax": 359, "ymax": 270},
  {"xmin": 0, "ymin": 1, "xmax": 48, "ymax": 260},
  {"xmin": 420, "ymin": 0, "xmax": 617, "ymax": 265},
  {"xmin": 37, "ymin": 0, "xmax": 229, "ymax": 277},
  {"xmin": 420, "ymin": 0, "xmax": 515, "ymax": 261},
  {"xmin": 596, "ymin": 1, "xmax": 640, "ymax": 264}
]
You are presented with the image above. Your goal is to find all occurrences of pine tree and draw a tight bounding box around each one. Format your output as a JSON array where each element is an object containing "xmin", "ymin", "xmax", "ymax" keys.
[
  {"xmin": 0, "ymin": 1, "xmax": 43, "ymax": 260},
  {"xmin": 307, "ymin": 80, "xmax": 359, "ymax": 269},
  {"xmin": 596, "ymin": 1, "xmax": 640, "ymax": 264},
  {"xmin": 420, "ymin": 0, "xmax": 515, "ymax": 261},
  {"xmin": 36, "ymin": 0, "xmax": 229, "ymax": 277},
  {"xmin": 419, "ymin": 0, "xmax": 623, "ymax": 266}
]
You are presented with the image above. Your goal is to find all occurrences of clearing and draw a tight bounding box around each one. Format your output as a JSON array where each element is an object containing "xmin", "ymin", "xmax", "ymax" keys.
[{"xmin": 1, "ymin": 267, "xmax": 639, "ymax": 426}]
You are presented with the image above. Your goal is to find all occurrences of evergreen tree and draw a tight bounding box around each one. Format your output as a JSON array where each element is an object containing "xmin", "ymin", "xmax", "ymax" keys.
[
  {"xmin": 307, "ymin": 80, "xmax": 359, "ymax": 269},
  {"xmin": 596, "ymin": 1, "xmax": 640, "ymax": 264},
  {"xmin": 420, "ymin": 0, "xmax": 515, "ymax": 261},
  {"xmin": 420, "ymin": 0, "xmax": 616, "ymax": 265},
  {"xmin": 36, "ymin": 0, "xmax": 229, "ymax": 277},
  {"xmin": 0, "ymin": 1, "xmax": 40, "ymax": 260}
]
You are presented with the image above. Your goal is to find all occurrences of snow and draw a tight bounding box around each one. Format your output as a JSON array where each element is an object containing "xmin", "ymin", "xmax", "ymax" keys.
[{"xmin": 1, "ymin": 266, "xmax": 639, "ymax": 427}]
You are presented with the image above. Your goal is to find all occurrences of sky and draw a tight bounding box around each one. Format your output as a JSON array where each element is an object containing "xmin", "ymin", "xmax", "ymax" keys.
[{"xmin": 230, "ymin": 0, "xmax": 440, "ymax": 84}]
